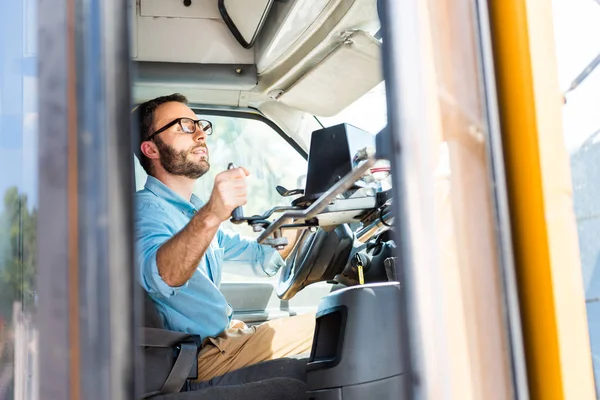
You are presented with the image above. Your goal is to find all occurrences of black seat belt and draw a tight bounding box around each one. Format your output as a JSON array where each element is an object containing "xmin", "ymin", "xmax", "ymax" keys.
[{"xmin": 140, "ymin": 327, "xmax": 202, "ymax": 399}]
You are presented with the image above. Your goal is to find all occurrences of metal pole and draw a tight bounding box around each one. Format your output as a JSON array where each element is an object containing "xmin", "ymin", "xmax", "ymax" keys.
[
  {"xmin": 38, "ymin": 0, "xmax": 135, "ymax": 398},
  {"xmin": 102, "ymin": 0, "xmax": 137, "ymax": 397},
  {"xmin": 379, "ymin": 0, "xmax": 448, "ymax": 398},
  {"xmin": 75, "ymin": 0, "xmax": 136, "ymax": 398},
  {"xmin": 37, "ymin": 0, "xmax": 72, "ymax": 396}
]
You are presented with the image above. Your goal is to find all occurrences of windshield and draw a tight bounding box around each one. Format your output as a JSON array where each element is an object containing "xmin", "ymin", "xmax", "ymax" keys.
[{"xmin": 317, "ymin": 81, "xmax": 387, "ymax": 135}]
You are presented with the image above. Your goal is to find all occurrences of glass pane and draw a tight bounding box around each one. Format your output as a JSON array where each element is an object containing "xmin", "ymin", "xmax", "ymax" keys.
[
  {"xmin": 553, "ymin": 0, "xmax": 600, "ymax": 395},
  {"xmin": 192, "ymin": 115, "xmax": 307, "ymax": 234},
  {"xmin": 0, "ymin": 1, "xmax": 39, "ymax": 399},
  {"xmin": 318, "ymin": 81, "xmax": 387, "ymax": 135},
  {"xmin": 134, "ymin": 114, "xmax": 308, "ymax": 281}
]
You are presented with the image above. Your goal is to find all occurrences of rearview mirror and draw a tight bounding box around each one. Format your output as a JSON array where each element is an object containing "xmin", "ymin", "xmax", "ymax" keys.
[{"xmin": 218, "ymin": 0, "xmax": 274, "ymax": 49}]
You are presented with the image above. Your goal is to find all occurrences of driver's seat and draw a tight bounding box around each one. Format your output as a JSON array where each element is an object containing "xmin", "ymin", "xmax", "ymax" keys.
[{"xmin": 139, "ymin": 287, "xmax": 309, "ymax": 399}]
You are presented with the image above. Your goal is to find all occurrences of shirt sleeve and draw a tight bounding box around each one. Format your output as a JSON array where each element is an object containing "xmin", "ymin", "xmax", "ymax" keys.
[
  {"xmin": 218, "ymin": 229, "xmax": 285, "ymax": 277},
  {"xmin": 135, "ymin": 201, "xmax": 189, "ymax": 298}
]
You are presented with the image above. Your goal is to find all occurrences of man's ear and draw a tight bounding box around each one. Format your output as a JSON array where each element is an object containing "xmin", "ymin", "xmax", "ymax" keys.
[{"xmin": 140, "ymin": 141, "xmax": 160, "ymax": 160}]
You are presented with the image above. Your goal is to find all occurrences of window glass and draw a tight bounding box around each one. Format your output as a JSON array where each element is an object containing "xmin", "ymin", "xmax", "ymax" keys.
[
  {"xmin": 553, "ymin": 0, "xmax": 600, "ymax": 394},
  {"xmin": 135, "ymin": 114, "xmax": 308, "ymax": 281},
  {"xmin": 317, "ymin": 81, "xmax": 387, "ymax": 135},
  {"xmin": 0, "ymin": 1, "xmax": 39, "ymax": 399}
]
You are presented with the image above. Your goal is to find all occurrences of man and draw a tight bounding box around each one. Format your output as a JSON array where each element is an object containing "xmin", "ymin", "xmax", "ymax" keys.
[{"xmin": 134, "ymin": 93, "xmax": 314, "ymax": 382}]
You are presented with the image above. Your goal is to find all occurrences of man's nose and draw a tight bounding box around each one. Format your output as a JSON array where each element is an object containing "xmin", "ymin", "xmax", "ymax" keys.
[{"xmin": 192, "ymin": 127, "xmax": 206, "ymax": 142}]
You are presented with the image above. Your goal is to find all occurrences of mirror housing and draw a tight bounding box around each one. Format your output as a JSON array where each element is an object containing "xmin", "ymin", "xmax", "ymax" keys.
[{"xmin": 218, "ymin": 0, "xmax": 274, "ymax": 49}]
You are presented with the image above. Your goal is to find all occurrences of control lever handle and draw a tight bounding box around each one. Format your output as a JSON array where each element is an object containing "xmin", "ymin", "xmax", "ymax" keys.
[
  {"xmin": 276, "ymin": 185, "xmax": 304, "ymax": 197},
  {"xmin": 384, "ymin": 257, "xmax": 399, "ymax": 282},
  {"xmin": 228, "ymin": 163, "xmax": 245, "ymax": 224}
]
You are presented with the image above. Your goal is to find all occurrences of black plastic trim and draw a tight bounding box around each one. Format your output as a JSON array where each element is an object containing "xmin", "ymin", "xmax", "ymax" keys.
[
  {"xmin": 218, "ymin": 0, "xmax": 274, "ymax": 49},
  {"xmin": 307, "ymin": 305, "xmax": 348, "ymax": 371}
]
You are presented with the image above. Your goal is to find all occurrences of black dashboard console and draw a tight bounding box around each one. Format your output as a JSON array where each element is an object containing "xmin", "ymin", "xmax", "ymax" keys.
[{"xmin": 306, "ymin": 282, "xmax": 408, "ymax": 399}]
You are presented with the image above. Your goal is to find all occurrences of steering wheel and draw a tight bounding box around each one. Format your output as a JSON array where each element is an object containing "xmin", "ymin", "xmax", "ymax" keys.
[{"xmin": 277, "ymin": 224, "xmax": 354, "ymax": 300}]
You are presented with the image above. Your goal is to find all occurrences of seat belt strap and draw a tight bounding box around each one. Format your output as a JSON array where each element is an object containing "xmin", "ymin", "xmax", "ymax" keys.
[
  {"xmin": 160, "ymin": 342, "xmax": 198, "ymax": 394},
  {"xmin": 141, "ymin": 327, "xmax": 199, "ymax": 348}
]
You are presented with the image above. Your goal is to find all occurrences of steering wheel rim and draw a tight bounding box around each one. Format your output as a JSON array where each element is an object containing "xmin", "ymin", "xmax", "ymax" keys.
[{"xmin": 277, "ymin": 224, "xmax": 354, "ymax": 300}]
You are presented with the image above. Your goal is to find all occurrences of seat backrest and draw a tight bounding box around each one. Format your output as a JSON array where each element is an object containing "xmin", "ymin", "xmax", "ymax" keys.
[
  {"xmin": 144, "ymin": 288, "xmax": 166, "ymax": 329},
  {"xmin": 140, "ymin": 287, "xmax": 200, "ymax": 399}
]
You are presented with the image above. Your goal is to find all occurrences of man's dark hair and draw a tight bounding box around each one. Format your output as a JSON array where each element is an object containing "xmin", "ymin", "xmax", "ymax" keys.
[{"xmin": 134, "ymin": 93, "xmax": 188, "ymax": 175}]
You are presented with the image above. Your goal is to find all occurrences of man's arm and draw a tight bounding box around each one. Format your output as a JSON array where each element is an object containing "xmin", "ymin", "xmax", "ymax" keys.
[
  {"xmin": 278, "ymin": 228, "xmax": 301, "ymax": 259},
  {"xmin": 156, "ymin": 206, "xmax": 220, "ymax": 287},
  {"xmin": 156, "ymin": 167, "xmax": 249, "ymax": 287},
  {"xmin": 217, "ymin": 228, "xmax": 299, "ymax": 278}
]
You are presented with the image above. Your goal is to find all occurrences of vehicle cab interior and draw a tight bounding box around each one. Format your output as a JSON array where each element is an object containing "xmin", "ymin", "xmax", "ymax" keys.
[
  {"xmin": 3, "ymin": 0, "xmax": 599, "ymax": 399},
  {"xmin": 132, "ymin": 0, "xmax": 401, "ymax": 398}
]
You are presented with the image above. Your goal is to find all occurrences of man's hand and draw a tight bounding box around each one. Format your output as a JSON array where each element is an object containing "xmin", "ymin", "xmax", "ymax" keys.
[{"xmin": 204, "ymin": 167, "xmax": 250, "ymax": 222}]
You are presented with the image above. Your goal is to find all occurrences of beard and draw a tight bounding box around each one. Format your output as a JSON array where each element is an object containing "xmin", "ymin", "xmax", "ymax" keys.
[{"xmin": 154, "ymin": 136, "xmax": 210, "ymax": 179}]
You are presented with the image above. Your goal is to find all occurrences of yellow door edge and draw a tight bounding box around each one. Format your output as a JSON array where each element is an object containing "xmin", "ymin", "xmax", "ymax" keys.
[{"xmin": 488, "ymin": 1, "xmax": 595, "ymax": 399}]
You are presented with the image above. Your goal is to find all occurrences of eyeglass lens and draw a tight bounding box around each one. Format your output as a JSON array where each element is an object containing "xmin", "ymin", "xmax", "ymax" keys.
[{"xmin": 181, "ymin": 118, "xmax": 212, "ymax": 135}]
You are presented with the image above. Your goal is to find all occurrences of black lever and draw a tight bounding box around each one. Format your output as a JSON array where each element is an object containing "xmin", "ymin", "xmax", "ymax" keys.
[
  {"xmin": 228, "ymin": 163, "xmax": 244, "ymax": 224},
  {"xmin": 275, "ymin": 185, "xmax": 304, "ymax": 197}
]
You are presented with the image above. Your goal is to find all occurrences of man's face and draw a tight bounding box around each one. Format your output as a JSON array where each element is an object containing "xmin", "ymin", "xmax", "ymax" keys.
[{"xmin": 151, "ymin": 102, "xmax": 210, "ymax": 179}]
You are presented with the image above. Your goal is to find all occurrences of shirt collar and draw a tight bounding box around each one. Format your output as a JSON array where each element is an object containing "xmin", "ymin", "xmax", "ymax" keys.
[{"xmin": 144, "ymin": 175, "xmax": 204, "ymax": 211}]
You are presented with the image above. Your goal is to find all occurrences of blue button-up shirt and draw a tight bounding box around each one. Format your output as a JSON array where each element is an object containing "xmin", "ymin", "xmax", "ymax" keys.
[{"xmin": 135, "ymin": 176, "xmax": 284, "ymax": 339}]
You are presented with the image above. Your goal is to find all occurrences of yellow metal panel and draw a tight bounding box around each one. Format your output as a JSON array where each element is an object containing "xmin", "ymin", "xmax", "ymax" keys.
[{"xmin": 488, "ymin": 1, "xmax": 595, "ymax": 399}]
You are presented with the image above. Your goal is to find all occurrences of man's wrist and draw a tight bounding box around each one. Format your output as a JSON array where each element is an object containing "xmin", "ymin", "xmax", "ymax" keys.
[{"xmin": 196, "ymin": 202, "xmax": 223, "ymax": 229}]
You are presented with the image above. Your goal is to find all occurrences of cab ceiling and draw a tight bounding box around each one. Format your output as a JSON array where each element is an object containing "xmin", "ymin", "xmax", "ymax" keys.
[{"xmin": 131, "ymin": 0, "xmax": 382, "ymax": 118}]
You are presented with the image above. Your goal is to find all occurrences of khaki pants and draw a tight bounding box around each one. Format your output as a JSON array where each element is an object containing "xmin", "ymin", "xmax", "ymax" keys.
[{"xmin": 195, "ymin": 313, "xmax": 316, "ymax": 382}]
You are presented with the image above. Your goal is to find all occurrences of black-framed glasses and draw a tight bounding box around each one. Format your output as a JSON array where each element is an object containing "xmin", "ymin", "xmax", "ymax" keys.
[{"xmin": 147, "ymin": 117, "xmax": 213, "ymax": 141}]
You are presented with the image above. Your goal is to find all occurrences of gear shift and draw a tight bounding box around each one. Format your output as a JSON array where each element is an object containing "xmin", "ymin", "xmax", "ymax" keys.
[{"xmin": 228, "ymin": 162, "xmax": 244, "ymax": 224}]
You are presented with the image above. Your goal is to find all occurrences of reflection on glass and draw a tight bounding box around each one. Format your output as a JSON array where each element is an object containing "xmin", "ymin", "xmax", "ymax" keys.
[
  {"xmin": 0, "ymin": 1, "xmax": 39, "ymax": 399},
  {"xmin": 553, "ymin": 0, "xmax": 600, "ymax": 395}
]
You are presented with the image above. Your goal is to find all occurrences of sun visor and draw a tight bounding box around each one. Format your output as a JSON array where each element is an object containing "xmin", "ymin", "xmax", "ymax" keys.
[
  {"xmin": 276, "ymin": 31, "xmax": 382, "ymax": 117},
  {"xmin": 134, "ymin": 0, "xmax": 254, "ymax": 64}
]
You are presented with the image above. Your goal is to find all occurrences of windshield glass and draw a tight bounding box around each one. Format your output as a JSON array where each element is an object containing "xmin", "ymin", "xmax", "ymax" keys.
[{"xmin": 317, "ymin": 81, "xmax": 387, "ymax": 135}]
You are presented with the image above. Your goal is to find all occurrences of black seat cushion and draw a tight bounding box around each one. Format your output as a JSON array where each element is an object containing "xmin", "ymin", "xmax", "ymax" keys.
[
  {"xmin": 189, "ymin": 357, "xmax": 308, "ymax": 390},
  {"xmin": 149, "ymin": 377, "xmax": 308, "ymax": 400}
]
